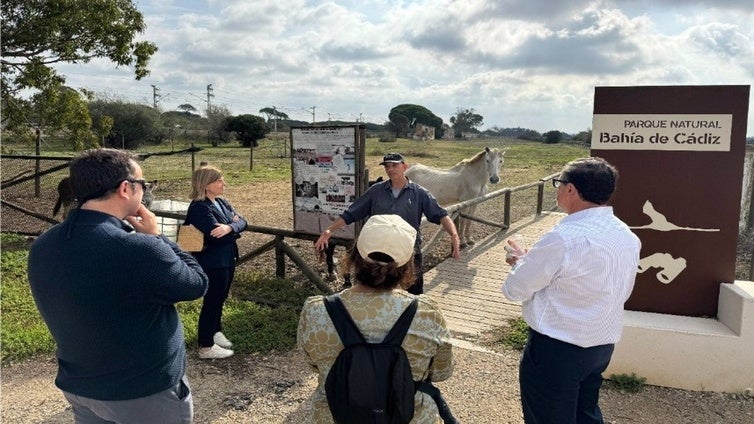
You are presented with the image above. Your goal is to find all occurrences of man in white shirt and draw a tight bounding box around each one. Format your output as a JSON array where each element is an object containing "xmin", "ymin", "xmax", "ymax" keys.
[{"xmin": 502, "ymin": 157, "xmax": 641, "ymax": 424}]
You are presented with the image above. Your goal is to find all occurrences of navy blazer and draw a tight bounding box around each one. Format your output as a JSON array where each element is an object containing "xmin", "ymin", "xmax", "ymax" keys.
[{"xmin": 184, "ymin": 197, "xmax": 248, "ymax": 269}]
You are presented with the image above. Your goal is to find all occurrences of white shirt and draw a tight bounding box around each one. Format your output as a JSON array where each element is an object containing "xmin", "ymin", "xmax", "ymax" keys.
[{"xmin": 502, "ymin": 207, "xmax": 641, "ymax": 347}]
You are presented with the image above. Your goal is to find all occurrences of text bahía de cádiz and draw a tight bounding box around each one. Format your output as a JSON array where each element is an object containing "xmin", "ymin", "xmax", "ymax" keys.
[{"xmin": 591, "ymin": 114, "xmax": 733, "ymax": 152}]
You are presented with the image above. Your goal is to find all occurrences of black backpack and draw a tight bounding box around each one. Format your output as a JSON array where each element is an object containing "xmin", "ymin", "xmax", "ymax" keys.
[{"xmin": 323, "ymin": 295, "xmax": 419, "ymax": 424}]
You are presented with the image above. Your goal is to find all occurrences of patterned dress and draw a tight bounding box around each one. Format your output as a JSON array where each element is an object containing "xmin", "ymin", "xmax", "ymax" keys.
[{"xmin": 297, "ymin": 288, "xmax": 454, "ymax": 423}]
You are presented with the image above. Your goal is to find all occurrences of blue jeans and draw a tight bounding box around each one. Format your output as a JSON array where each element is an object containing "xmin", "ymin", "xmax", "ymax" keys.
[
  {"xmin": 519, "ymin": 329, "xmax": 614, "ymax": 424},
  {"xmin": 62, "ymin": 375, "xmax": 193, "ymax": 423}
]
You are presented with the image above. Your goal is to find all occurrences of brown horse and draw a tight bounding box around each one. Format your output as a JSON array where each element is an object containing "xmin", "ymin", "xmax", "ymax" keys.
[{"xmin": 52, "ymin": 177, "xmax": 75, "ymax": 219}]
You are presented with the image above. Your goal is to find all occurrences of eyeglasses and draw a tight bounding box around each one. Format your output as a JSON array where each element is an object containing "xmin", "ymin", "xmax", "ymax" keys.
[
  {"xmin": 551, "ymin": 178, "xmax": 569, "ymax": 188},
  {"xmin": 126, "ymin": 178, "xmax": 151, "ymax": 192}
]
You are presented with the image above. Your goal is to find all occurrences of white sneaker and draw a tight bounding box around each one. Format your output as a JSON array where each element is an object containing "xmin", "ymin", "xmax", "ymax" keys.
[
  {"xmin": 198, "ymin": 344, "xmax": 234, "ymax": 359},
  {"xmin": 213, "ymin": 332, "xmax": 233, "ymax": 349}
]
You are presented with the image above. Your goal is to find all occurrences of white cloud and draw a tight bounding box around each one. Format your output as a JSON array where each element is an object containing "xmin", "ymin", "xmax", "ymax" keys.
[{"xmin": 49, "ymin": 0, "xmax": 754, "ymax": 134}]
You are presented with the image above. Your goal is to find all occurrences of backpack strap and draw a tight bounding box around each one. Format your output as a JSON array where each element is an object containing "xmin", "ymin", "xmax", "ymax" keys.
[
  {"xmin": 323, "ymin": 295, "xmax": 419, "ymax": 347},
  {"xmin": 323, "ymin": 295, "xmax": 366, "ymax": 347},
  {"xmin": 382, "ymin": 298, "xmax": 419, "ymax": 345}
]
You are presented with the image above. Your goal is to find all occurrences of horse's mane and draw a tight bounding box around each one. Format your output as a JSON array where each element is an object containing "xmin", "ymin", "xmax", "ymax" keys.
[{"xmin": 449, "ymin": 149, "xmax": 487, "ymax": 170}]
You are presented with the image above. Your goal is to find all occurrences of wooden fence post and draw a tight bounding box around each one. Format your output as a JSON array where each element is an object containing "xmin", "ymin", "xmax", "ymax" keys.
[
  {"xmin": 275, "ymin": 235, "xmax": 285, "ymax": 278},
  {"xmin": 503, "ymin": 190, "xmax": 511, "ymax": 227}
]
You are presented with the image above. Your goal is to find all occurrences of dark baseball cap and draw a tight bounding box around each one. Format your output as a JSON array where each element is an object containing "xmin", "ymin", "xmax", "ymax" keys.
[{"xmin": 379, "ymin": 153, "xmax": 405, "ymax": 165}]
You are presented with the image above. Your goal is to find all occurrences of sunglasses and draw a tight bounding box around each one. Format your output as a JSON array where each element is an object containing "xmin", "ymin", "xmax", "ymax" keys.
[
  {"xmin": 126, "ymin": 178, "xmax": 152, "ymax": 192},
  {"xmin": 551, "ymin": 178, "xmax": 569, "ymax": 188}
]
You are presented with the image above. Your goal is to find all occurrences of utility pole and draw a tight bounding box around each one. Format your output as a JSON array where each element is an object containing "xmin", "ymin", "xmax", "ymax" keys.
[
  {"xmin": 151, "ymin": 85, "xmax": 161, "ymax": 108},
  {"xmin": 206, "ymin": 84, "xmax": 214, "ymax": 111},
  {"xmin": 308, "ymin": 106, "xmax": 316, "ymax": 125},
  {"xmin": 206, "ymin": 84, "xmax": 214, "ymax": 145},
  {"xmin": 273, "ymin": 106, "xmax": 278, "ymax": 132}
]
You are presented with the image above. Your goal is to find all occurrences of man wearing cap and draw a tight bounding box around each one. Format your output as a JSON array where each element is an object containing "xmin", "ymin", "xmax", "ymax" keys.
[
  {"xmin": 315, "ymin": 152, "xmax": 460, "ymax": 294},
  {"xmin": 28, "ymin": 148, "xmax": 208, "ymax": 423}
]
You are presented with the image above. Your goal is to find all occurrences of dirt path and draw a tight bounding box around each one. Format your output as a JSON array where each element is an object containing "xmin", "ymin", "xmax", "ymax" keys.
[{"xmin": 2, "ymin": 342, "xmax": 753, "ymax": 423}]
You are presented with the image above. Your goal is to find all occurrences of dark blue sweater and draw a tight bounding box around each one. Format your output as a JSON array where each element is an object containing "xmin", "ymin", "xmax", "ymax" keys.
[{"xmin": 28, "ymin": 209, "xmax": 209, "ymax": 400}]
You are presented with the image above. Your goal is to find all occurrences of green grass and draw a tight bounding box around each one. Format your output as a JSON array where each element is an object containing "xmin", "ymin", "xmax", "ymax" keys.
[
  {"xmin": 493, "ymin": 317, "xmax": 530, "ymax": 351},
  {"xmin": 0, "ymin": 233, "xmax": 317, "ymax": 364},
  {"xmin": 0, "ymin": 234, "xmax": 57, "ymax": 362}
]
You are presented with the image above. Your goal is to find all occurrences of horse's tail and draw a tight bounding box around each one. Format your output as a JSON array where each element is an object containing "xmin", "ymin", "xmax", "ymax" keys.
[
  {"xmin": 54, "ymin": 177, "xmax": 74, "ymax": 217},
  {"xmin": 52, "ymin": 196, "xmax": 63, "ymax": 217}
]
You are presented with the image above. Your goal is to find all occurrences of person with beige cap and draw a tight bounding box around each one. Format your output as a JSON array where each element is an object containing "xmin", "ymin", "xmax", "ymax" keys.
[{"xmin": 299, "ymin": 214, "xmax": 455, "ymax": 423}]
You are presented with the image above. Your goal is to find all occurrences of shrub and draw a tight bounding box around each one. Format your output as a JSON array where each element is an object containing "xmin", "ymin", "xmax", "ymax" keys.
[
  {"xmin": 496, "ymin": 317, "xmax": 530, "ymax": 351},
  {"xmin": 608, "ymin": 373, "xmax": 647, "ymax": 393},
  {"xmin": 378, "ymin": 132, "xmax": 396, "ymax": 143}
]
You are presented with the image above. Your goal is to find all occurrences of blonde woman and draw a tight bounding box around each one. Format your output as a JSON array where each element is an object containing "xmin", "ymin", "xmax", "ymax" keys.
[{"xmin": 184, "ymin": 166, "xmax": 247, "ymax": 359}]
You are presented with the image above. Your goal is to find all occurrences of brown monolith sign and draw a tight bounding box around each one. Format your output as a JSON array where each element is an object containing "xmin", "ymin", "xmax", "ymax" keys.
[{"xmin": 591, "ymin": 85, "xmax": 750, "ymax": 317}]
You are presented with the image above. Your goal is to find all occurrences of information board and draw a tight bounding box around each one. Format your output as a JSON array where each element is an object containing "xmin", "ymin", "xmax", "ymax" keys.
[{"xmin": 291, "ymin": 125, "xmax": 366, "ymax": 239}]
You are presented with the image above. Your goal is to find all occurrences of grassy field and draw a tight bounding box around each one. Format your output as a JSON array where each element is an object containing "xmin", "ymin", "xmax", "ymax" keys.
[
  {"xmin": 0, "ymin": 137, "xmax": 589, "ymax": 363},
  {"xmin": 1, "ymin": 135, "xmax": 589, "ymax": 195},
  {"xmin": 135, "ymin": 136, "xmax": 589, "ymax": 200}
]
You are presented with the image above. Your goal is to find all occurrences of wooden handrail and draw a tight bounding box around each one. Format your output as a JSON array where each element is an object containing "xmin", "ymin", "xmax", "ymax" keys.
[{"xmin": 420, "ymin": 172, "xmax": 560, "ymax": 254}]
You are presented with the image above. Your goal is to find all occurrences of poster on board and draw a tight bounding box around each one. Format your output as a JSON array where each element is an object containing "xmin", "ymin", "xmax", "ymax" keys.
[{"xmin": 291, "ymin": 125, "xmax": 365, "ymax": 239}]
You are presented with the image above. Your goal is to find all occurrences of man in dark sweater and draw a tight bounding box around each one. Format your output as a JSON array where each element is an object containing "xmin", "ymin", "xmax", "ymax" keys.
[{"xmin": 28, "ymin": 148, "xmax": 209, "ymax": 423}]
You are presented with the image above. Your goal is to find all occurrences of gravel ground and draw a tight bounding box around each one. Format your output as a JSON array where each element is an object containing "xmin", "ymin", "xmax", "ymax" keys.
[
  {"xmin": 4, "ymin": 180, "xmax": 753, "ymax": 423},
  {"xmin": 2, "ymin": 345, "xmax": 753, "ymax": 423}
]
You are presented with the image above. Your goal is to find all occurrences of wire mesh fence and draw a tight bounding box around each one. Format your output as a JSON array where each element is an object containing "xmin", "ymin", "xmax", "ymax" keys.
[
  {"xmin": 1, "ymin": 156, "xmax": 73, "ymax": 235},
  {"xmin": 0, "ymin": 149, "xmax": 202, "ymax": 236}
]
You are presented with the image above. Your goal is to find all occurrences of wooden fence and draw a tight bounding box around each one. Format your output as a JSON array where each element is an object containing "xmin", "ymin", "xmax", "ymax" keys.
[
  {"xmin": 420, "ymin": 173, "xmax": 559, "ymax": 255},
  {"xmin": 155, "ymin": 172, "xmax": 559, "ymax": 293}
]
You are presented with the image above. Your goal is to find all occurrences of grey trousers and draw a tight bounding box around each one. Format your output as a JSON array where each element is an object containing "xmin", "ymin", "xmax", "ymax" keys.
[{"xmin": 62, "ymin": 375, "xmax": 193, "ymax": 424}]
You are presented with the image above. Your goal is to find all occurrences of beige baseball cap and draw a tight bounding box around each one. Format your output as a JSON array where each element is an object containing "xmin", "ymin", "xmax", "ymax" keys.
[{"xmin": 357, "ymin": 214, "xmax": 417, "ymax": 266}]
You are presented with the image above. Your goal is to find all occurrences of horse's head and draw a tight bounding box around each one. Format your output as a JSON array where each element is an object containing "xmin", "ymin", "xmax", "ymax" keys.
[
  {"xmin": 142, "ymin": 180, "xmax": 158, "ymax": 208},
  {"xmin": 484, "ymin": 147, "xmax": 504, "ymax": 184}
]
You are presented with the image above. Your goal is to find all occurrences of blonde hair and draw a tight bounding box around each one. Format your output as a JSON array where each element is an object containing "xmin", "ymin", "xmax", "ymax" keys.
[{"xmin": 189, "ymin": 166, "xmax": 223, "ymax": 200}]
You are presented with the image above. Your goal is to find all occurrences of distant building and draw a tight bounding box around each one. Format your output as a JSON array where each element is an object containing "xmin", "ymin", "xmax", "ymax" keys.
[
  {"xmin": 441, "ymin": 123, "xmax": 454, "ymax": 139},
  {"xmin": 411, "ymin": 123, "xmax": 435, "ymax": 140}
]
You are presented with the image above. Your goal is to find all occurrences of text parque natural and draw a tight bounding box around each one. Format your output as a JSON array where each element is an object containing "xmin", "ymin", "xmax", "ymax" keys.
[{"xmin": 623, "ymin": 120, "xmax": 722, "ymax": 129}]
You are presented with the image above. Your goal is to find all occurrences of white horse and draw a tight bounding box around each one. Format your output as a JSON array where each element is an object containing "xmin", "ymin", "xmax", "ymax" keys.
[{"xmin": 405, "ymin": 147, "xmax": 505, "ymax": 246}]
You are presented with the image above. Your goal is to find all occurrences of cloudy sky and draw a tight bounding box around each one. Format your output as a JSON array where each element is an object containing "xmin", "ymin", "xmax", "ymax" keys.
[{"xmin": 55, "ymin": 0, "xmax": 754, "ymax": 135}]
